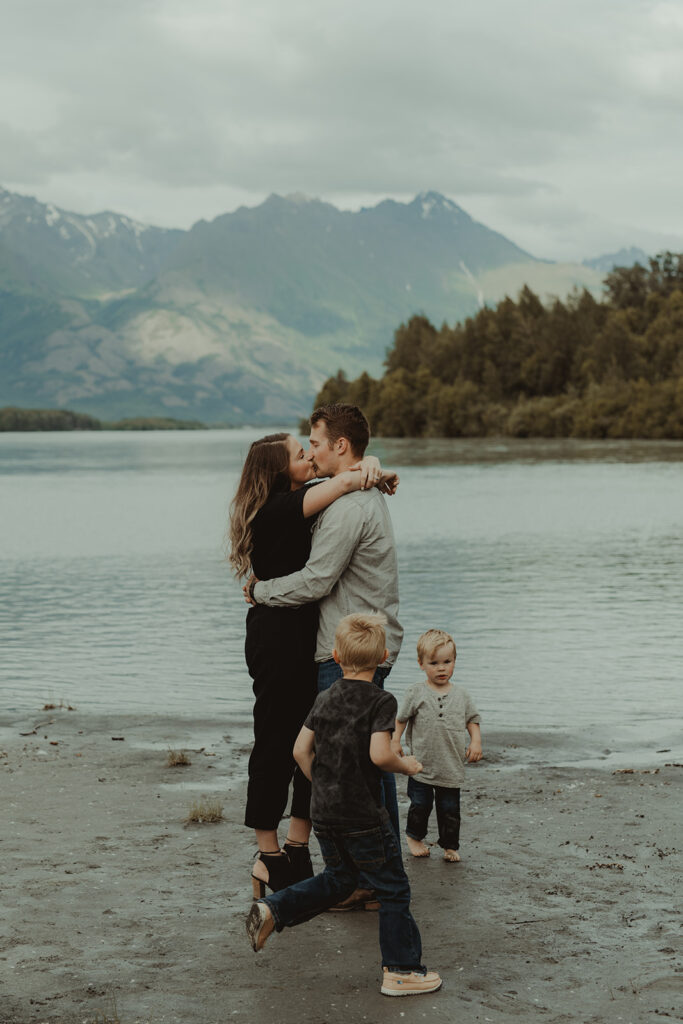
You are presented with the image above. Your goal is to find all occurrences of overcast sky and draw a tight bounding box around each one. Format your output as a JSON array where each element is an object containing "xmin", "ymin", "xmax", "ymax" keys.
[{"xmin": 2, "ymin": 0, "xmax": 682, "ymax": 260}]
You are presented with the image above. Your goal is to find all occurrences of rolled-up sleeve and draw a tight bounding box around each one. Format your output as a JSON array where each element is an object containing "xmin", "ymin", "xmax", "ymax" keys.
[
  {"xmin": 253, "ymin": 500, "xmax": 364, "ymax": 607},
  {"xmin": 465, "ymin": 691, "xmax": 481, "ymax": 725},
  {"xmin": 397, "ymin": 686, "xmax": 418, "ymax": 724}
]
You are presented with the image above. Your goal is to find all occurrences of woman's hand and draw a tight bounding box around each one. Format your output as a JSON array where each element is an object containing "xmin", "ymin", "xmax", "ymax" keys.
[
  {"xmin": 351, "ymin": 455, "xmax": 382, "ymax": 490},
  {"xmin": 377, "ymin": 470, "xmax": 400, "ymax": 496},
  {"xmin": 349, "ymin": 457, "xmax": 400, "ymax": 493},
  {"xmin": 390, "ymin": 738, "xmax": 404, "ymax": 757},
  {"xmin": 243, "ymin": 574, "xmax": 259, "ymax": 605}
]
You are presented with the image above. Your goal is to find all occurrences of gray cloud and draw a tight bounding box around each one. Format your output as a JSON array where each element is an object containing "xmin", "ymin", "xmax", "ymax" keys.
[{"xmin": 1, "ymin": 0, "xmax": 682, "ymax": 258}]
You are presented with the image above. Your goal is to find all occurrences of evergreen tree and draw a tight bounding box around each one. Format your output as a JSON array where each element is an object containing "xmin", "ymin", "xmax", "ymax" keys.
[{"xmin": 306, "ymin": 253, "xmax": 683, "ymax": 440}]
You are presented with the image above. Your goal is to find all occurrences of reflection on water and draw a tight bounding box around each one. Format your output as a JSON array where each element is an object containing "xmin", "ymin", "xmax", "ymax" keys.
[
  {"xmin": 1, "ymin": 430, "xmax": 682, "ymax": 756},
  {"xmin": 373, "ymin": 436, "xmax": 683, "ymax": 466}
]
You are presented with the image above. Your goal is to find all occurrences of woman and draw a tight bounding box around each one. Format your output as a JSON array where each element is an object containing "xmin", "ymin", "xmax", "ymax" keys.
[{"xmin": 229, "ymin": 432, "xmax": 396, "ymax": 896}]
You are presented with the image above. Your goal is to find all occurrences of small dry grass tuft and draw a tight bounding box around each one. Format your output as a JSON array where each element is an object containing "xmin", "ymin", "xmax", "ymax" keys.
[
  {"xmin": 42, "ymin": 700, "xmax": 75, "ymax": 711},
  {"xmin": 92, "ymin": 1004, "xmax": 121, "ymax": 1024},
  {"xmin": 77, "ymin": 990, "xmax": 121, "ymax": 1023},
  {"xmin": 186, "ymin": 797, "xmax": 224, "ymax": 824},
  {"xmin": 166, "ymin": 748, "xmax": 192, "ymax": 767}
]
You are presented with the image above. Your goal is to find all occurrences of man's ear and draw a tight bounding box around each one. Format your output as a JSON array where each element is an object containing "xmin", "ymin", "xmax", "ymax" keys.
[
  {"xmin": 383, "ymin": 648, "xmax": 389, "ymax": 664},
  {"xmin": 336, "ymin": 436, "xmax": 349, "ymax": 455},
  {"xmin": 332, "ymin": 649, "xmax": 341, "ymax": 664}
]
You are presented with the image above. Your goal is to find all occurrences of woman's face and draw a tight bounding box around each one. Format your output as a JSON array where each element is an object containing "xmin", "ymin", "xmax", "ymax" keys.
[{"xmin": 286, "ymin": 435, "xmax": 315, "ymax": 488}]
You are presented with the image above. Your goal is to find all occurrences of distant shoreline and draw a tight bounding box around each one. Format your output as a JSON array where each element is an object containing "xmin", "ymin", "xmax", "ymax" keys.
[
  {"xmin": 0, "ymin": 407, "xmax": 214, "ymax": 431},
  {"xmin": 3, "ymin": 404, "xmax": 683, "ymax": 439}
]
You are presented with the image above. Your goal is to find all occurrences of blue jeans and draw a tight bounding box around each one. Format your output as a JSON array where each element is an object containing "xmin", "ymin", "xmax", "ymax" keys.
[
  {"xmin": 263, "ymin": 817, "xmax": 423, "ymax": 971},
  {"xmin": 316, "ymin": 659, "xmax": 401, "ymax": 849},
  {"xmin": 406, "ymin": 777, "xmax": 461, "ymax": 850}
]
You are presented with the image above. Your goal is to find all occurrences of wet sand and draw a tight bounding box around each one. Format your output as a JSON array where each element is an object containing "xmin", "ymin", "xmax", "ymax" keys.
[{"xmin": 2, "ymin": 708, "xmax": 681, "ymax": 1024}]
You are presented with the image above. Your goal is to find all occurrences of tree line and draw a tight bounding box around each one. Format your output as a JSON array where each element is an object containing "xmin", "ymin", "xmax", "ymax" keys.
[
  {"xmin": 309, "ymin": 253, "xmax": 683, "ymax": 439},
  {"xmin": 0, "ymin": 408, "xmax": 207, "ymax": 431}
]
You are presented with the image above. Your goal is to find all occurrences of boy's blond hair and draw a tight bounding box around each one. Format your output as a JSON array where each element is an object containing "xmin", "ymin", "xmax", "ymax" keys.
[
  {"xmin": 416, "ymin": 628, "xmax": 456, "ymax": 663},
  {"xmin": 334, "ymin": 612, "xmax": 387, "ymax": 674}
]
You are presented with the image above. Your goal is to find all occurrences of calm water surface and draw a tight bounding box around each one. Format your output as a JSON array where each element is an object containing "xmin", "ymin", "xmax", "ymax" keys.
[{"xmin": 1, "ymin": 430, "xmax": 682, "ymax": 760}]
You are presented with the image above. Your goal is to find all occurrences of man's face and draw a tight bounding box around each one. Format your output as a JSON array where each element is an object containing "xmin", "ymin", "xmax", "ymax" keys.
[{"xmin": 308, "ymin": 420, "xmax": 337, "ymax": 478}]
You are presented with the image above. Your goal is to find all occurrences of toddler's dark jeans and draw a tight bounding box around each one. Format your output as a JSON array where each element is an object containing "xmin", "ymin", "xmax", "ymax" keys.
[
  {"xmin": 264, "ymin": 816, "xmax": 423, "ymax": 971},
  {"xmin": 406, "ymin": 777, "xmax": 461, "ymax": 850}
]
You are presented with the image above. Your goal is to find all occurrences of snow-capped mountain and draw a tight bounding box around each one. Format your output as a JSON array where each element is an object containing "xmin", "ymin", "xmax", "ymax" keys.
[
  {"xmin": 0, "ymin": 187, "xmax": 182, "ymax": 296},
  {"xmin": 583, "ymin": 246, "xmax": 650, "ymax": 274},
  {"xmin": 0, "ymin": 187, "xmax": 605, "ymax": 422}
]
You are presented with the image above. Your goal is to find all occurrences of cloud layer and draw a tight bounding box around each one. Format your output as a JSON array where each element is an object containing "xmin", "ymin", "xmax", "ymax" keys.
[{"xmin": 2, "ymin": 0, "xmax": 682, "ymax": 259}]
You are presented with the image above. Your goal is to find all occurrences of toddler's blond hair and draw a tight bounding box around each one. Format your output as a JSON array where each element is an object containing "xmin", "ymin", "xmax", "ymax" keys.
[
  {"xmin": 416, "ymin": 628, "xmax": 456, "ymax": 663},
  {"xmin": 334, "ymin": 612, "xmax": 387, "ymax": 674}
]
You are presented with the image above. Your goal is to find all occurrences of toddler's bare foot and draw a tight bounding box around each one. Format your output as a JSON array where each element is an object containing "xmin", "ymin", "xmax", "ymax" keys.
[
  {"xmin": 443, "ymin": 849, "xmax": 460, "ymax": 862},
  {"xmin": 406, "ymin": 836, "xmax": 430, "ymax": 858}
]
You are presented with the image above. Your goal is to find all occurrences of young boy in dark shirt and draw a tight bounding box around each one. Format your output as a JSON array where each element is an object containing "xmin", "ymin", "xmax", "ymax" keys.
[{"xmin": 245, "ymin": 612, "xmax": 442, "ymax": 997}]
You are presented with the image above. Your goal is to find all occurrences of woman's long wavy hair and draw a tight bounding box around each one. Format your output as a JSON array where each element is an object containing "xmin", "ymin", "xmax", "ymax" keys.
[{"xmin": 228, "ymin": 433, "xmax": 291, "ymax": 578}]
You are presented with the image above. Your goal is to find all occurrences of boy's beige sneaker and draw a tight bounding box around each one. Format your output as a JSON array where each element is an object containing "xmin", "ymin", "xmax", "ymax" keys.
[{"xmin": 381, "ymin": 968, "xmax": 443, "ymax": 996}]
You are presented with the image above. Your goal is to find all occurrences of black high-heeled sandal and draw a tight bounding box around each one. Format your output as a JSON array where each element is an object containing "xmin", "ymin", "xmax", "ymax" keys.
[
  {"xmin": 251, "ymin": 850, "xmax": 293, "ymax": 898},
  {"xmin": 284, "ymin": 840, "xmax": 313, "ymax": 883}
]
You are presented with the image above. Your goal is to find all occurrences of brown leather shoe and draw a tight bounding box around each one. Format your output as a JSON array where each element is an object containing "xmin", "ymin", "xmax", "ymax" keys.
[{"xmin": 327, "ymin": 888, "xmax": 380, "ymax": 912}]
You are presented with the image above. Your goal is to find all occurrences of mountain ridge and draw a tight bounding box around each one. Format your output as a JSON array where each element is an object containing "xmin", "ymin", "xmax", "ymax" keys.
[{"xmin": 1, "ymin": 186, "xmax": 610, "ymax": 422}]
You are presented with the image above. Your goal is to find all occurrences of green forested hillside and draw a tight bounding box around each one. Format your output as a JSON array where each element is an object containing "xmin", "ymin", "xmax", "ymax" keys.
[{"xmin": 309, "ymin": 255, "xmax": 683, "ymax": 439}]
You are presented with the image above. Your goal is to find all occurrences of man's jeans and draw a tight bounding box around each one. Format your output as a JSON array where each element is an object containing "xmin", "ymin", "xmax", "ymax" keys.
[
  {"xmin": 406, "ymin": 777, "xmax": 461, "ymax": 850},
  {"xmin": 317, "ymin": 659, "xmax": 401, "ymax": 846},
  {"xmin": 263, "ymin": 817, "xmax": 423, "ymax": 971}
]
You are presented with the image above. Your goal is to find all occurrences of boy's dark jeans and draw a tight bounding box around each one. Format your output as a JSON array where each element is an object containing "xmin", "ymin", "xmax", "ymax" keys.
[
  {"xmin": 263, "ymin": 817, "xmax": 423, "ymax": 971},
  {"xmin": 406, "ymin": 777, "xmax": 461, "ymax": 850}
]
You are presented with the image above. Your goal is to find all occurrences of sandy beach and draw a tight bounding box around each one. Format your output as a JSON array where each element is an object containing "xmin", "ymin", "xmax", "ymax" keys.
[{"xmin": 2, "ymin": 707, "xmax": 681, "ymax": 1024}]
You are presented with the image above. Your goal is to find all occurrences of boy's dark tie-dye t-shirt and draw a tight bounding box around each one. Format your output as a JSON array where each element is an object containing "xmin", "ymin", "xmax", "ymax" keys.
[{"xmin": 304, "ymin": 677, "xmax": 398, "ymax": 827}]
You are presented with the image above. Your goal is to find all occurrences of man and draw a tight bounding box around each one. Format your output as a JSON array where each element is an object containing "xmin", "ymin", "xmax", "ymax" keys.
[{"xmin": 247, "ymin": 403, "xmax": 404, "ymax": 855}]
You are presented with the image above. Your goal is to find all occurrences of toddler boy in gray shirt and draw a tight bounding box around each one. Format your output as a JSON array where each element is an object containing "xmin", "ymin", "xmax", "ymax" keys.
[{"xmin": 391, "ymin": 629, "xmax": 482, "ymax": 862}]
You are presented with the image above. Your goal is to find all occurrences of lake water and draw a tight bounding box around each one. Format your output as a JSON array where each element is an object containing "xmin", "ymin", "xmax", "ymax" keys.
[{"xmin": 1, "ymin": 429, "xmax": 682, "ymax": 763}]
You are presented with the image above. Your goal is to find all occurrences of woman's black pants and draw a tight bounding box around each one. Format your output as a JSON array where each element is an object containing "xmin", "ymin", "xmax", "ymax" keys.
[{"xmin": 244, "ymin": 605, "xmax": 318, "ymax": 831}]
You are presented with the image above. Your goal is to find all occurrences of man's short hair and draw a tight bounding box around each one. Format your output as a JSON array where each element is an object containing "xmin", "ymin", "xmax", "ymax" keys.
[
  {"xmin": 335, "ymin": 612, "xmax": 387, "ymax": 674},
  {"xmin": 310, "ymin": 403, "xmax": 370, "ymax": 458},
  {"xmin": 416, "ymin": 629, "xmax": 456, "ymax": 663}
]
